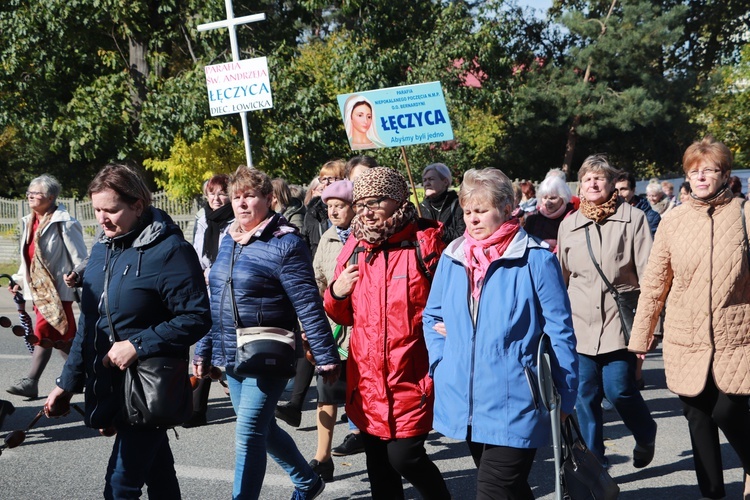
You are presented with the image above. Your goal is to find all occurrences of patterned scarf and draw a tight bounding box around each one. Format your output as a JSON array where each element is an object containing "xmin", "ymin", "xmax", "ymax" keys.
[
  {"xmin": 27, "ymin": 210, "xmax": 67, "ymax": 336},
  {"xmin": 463, "ymin": 218, "xmax": 520, "ymax": 300},
  {"xmin": 335, "ymin": 226, "xmax": 352, "ymax": 244},
  {"xmin": 579, "ymin": 190, "xmax": 619, "ymax": 223},
  {"xmin": 351, "ymin": 202, "xmax": 417, "ymax": 247}
]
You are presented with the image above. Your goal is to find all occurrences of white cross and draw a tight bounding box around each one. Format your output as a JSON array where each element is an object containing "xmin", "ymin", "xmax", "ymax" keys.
[{"xmin": 198, "ymin": 1, "xmax": 266, "ymax": 167}]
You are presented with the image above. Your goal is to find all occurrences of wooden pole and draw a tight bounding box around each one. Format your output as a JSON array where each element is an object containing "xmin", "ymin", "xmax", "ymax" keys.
[{"xmin": 400, "ymin": 146, "xmax": 422, "ymax": 218}]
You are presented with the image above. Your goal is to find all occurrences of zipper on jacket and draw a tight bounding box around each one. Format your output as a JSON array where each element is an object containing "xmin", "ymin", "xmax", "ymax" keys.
[{"xmin": 707, "ymin": 207, "xmax": 716, "ymax": 351}]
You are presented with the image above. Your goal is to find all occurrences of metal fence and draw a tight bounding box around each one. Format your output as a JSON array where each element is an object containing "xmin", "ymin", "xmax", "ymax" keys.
[{"xmin": 0, "ymin": 193, "xmax": 200, "ymax": 264}]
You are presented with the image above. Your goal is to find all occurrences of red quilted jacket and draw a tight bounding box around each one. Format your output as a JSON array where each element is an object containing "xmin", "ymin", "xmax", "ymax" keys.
[{"xmin": 324, "ymin": 219, "xmax": 445, "ymax": 439}]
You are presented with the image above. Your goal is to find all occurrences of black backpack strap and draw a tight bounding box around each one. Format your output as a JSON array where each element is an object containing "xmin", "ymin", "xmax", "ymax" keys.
[{"xmin": 742, "ymin": 200, "xmax": 748, "ymax": 262}]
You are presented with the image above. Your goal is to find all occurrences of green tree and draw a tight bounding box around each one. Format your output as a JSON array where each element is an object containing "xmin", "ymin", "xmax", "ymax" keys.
[{"xmin": 698, "ymin": 44, "xmax": 750, "ymax": 168}]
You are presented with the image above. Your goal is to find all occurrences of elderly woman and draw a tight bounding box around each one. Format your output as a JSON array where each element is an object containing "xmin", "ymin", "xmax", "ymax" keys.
[
  {"xmin": 194, "ymin": 166, "xmax": 340, "ymax": 499},
  {"xmin": 45, "ymin": 163, "xmax": 211, "ymax": 498},
  {"xmin": 419, "ymin": 163, "xmax": 465, "ymax": 243},
  {"xmin": 7, "ymin": 174, "xmax": 87, "ymax": 399},
  {"xmin": 324, "ymin": 167, "xmax": 450, "ymax": 499},
  {"xmin": 629, "ymin": 137, "xmax": 750, "ymax": 500},
  {"xmin": 557, "ymin": 154, "xmax": 658, "ymax": 469},
  {"xmin": 523, "ymin": 175, "xmax": 575, "ymax": 252},
  {"xmin": 424, "ymin": 168, "xmax": 578, "ymax": 499},
  {"xmin": 308, "ymin": 179, "xmax": 361, "ymax": 481}
]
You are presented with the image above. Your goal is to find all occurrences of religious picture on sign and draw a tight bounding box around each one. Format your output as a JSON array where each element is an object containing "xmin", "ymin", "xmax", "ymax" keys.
[
  {"xmin": 337, "ymin": 82, "xmax": 454, "ymax": 150},
  {"xmin": 343, "ymin": 95, "xmax": 387, "ymax": 150}
]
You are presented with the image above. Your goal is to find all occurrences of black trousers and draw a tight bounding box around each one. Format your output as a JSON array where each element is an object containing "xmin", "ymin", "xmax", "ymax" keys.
[
  {"xmin": 468, "ymin": 441, "xmax": 537, "ymax": 500},
  {"xmin": 679, "ymin": 372, "xmax": 750, "ymax": 499},
  {"xmin": 287, "ymin": 358, "xmax": 315, "ymax": 408},
  {"xmin": 361, "ymin": 432, "xmax": 450, "ymax": 500}
]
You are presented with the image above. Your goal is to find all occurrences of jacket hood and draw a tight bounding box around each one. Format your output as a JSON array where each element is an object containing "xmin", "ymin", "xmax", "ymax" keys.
[
  {"xmin": 443, "ymin": 228, "xmax": 546, "ymax": 265},
  {"xmin": 98, "ymin": 206, "xmax": 179, "ymax": 250}
]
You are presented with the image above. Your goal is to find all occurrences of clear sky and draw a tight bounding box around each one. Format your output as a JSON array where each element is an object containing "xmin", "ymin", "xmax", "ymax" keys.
[{"xmin": 520, "ymin": 0, "xmax": 553, "ymax": 13}]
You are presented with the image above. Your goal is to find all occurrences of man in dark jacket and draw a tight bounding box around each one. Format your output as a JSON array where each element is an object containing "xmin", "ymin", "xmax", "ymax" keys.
[{"xmin": 615, "ymin": 172, "xmax": 661, "ymax": 236}]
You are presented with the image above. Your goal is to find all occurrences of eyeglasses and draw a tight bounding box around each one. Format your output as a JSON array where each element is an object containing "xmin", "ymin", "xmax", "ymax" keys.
[
  {"xmin": 687, "ymin": 168, "xmax": 722, "ymax": 179},
  {"xmin": 354, "ymin": 196, "xmax": 389, "ymax": 213},
  {"xmin": 26, "ymin": 191, "xmax": 46, "ymax": 198},
  {"xmin": 318, "ymin": 176, "xmax": 341, "ymax": 185}
]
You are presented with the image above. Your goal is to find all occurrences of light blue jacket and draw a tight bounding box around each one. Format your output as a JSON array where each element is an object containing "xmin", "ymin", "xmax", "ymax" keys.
[{"xmin": 423, "ymin": 230, "xmax": 578, "ymax": 448}]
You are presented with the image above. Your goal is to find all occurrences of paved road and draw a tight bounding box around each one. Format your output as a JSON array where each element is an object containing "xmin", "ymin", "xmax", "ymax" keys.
[{"xmin": 0, "ymin": 289, "xmax": 745, "ymax": 499}]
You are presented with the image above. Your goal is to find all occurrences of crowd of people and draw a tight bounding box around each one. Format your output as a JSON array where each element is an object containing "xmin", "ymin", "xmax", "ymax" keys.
[{"xmin": 1, "ymin": 136, "xmax": 749, "ymax": 500}]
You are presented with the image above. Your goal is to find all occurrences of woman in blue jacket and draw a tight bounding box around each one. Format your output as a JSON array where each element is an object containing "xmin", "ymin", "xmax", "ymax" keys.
[
  {"xmin": 423, "ymin": 168, "xmax": 578, "ymax": 499},
  {"xmin": 45, "ymin": 163, "xmax": 212, "ymax": 499},
  {"xmin": 193, "ymin": 166, "xmax": 340, "ymax": 500}
]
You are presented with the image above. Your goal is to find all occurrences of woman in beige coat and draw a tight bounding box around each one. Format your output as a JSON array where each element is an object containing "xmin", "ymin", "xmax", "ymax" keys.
[
  {"xmin": 629, "ymin": 137, "xmax": 750, "ymax": 500},
  {"xmin": 558, "ymin": 154, "xmax": 657, "ymax": 469}
]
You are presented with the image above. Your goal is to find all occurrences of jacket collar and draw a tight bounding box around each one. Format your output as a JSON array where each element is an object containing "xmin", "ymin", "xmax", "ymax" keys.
[
  {"xmin": 569, "ymin": 199, "xmax": 631, "ymax": 231},
  {"xmin": 444, "ymin": 229, "xmax": 544, "ymax": 265}
]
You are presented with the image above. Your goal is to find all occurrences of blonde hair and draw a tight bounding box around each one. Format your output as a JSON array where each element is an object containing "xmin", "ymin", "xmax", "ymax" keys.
[{"xmin": 459, "ymin": 169, "xmax": 514, "ymax": 211}]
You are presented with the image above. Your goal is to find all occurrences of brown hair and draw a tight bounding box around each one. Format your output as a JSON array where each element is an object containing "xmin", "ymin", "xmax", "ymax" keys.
[
  {"xmin": 206, "ymin": 174, "xmax": 230, "ymax": 195},
  {"xmin": 319, "ymin": 159, "xmax": 346, "ymax": 179},
  {"xmin": 682, "ymin": 136, "xmax": 733, "ymax": 175},
  {"xmin": 271, "ymin": 178, "xmax": 293, "ymax": 210},
  {"xmin": 88, "ymin": 163, "xmax": 152, "ymax": 207},
  {"xmin": 230, "ymin": 166, "xmax": 272, "ymax": 197}
]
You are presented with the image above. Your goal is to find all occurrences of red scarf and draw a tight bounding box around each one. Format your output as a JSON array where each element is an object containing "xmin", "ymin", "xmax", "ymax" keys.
[{"xmin": 463, "ymin": 218, "xmax": 520, "ymax": 300}]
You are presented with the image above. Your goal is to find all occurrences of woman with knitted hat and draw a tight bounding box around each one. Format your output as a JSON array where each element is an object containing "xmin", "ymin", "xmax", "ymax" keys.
[
  {"xmin": 557, "ymin": 154, "xmax": 658, "ymax": 470},
  {"xmin": 324, "ymin": 167, "xmax": 450, "ymax": 499}
]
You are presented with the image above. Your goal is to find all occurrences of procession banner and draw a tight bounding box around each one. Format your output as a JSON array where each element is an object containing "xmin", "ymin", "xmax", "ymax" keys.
[
  {"xmin": 205, "ymin": 56, "xmax": 273, "ymax": 116},
  {"xmin": 337, "ymin": 81, "xmax": 454, "ymax": 150}
]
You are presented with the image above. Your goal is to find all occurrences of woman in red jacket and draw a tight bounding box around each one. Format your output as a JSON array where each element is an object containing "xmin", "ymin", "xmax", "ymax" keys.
[{"xmin": 324, "ymin": 167, "xmax": 449, "ymax": 499}]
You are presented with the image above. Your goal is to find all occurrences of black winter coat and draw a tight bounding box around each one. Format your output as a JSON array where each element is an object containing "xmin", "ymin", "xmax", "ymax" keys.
[{"xmin": 57, "ymin": 207, "xmax": 211, "ymax": 428}]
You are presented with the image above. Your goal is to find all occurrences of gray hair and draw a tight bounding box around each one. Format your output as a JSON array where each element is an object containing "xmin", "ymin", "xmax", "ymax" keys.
[
  {"xmin": 645, "ymin": 182, "xmax": 663, "ymax": 196},
  {"xmin": 536, "ymin": 175, "xmax": 572, "ymax": 204},
  {"xmin": 545, "ymin": 168, "xmax": 567, "ymax": 181},
  {"xmin": 577, "ymin": 154, "xmax": 620, "ymax": 184},
  {"xmin": 29, "ymin": 174, "xmax": 61, "ymax": 202},
  {"xmin": 423, "ymin": 163, "xmax": 452, "ymax": 185},
  {"xmin": 459, "ymin": 168, "xmax": 514, "ymax": 212}
]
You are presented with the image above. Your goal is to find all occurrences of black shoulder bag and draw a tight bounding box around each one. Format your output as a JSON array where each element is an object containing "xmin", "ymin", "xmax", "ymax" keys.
[
  {"xmin": 229, "ymin": 242, "xmax": 297, "ymax": 379},
  {"xmin": 584, "ymin": 226, "xmax": 639, "ymax": 344},
  {"xmin": 103, "ymin": 258, "xmax": 192, "ymax": 428}
]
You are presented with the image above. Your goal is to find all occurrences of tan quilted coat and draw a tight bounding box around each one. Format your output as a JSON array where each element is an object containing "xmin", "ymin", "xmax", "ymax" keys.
[
  {"xmin": 312, "ymin": 225, "xmax": 349, "ymax": 356},
  {"xmin": 629, "ymin": 190, "xmax": 750, "ymax": 397}
]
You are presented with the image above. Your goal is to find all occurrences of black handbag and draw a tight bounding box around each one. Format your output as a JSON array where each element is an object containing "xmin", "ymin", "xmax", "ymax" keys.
[
  {"xmin": 585, "ymin": 226, "xmax": 640, "ymax": 343},
  {"xmin": 102, "ymin": 265, "xmax": 192, "ymax": 428},
  {"xmin": 228, "ymin": 242, "xmax": 297, "ymax": 379},
  {"xmin": 124, "ymin": 357, "xmax": 193, "ymax": 427},
  {"xmin": 561, "ymin": 417, "xmax": 620, "ymax": 500}
]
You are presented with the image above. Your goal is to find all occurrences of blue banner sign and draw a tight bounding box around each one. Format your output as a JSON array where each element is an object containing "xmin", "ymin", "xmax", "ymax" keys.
[{"xmin": 337, "ymin": 81, "xmax": 454, "ymax": 150}]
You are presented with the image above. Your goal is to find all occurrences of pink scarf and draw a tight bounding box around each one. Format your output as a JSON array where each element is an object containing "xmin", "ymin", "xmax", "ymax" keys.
[
  {"xmin": 463, "ymin": 218, "xmax": 520, "ymax": 300},
  {"xmin": 537, "ymin": 201, "xmax": 568, "ymax": 219}
]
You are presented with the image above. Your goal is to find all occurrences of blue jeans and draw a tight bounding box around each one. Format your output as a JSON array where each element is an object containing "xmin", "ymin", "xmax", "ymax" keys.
[
  {"xmin": 576, "ymin": 350, "xmax": 657, "ymax": 465},
  {"xmin": 226, "ymin": 367, "xmax": 318, "ymax": 500},
  {"xmin": 104, "ymin": 425, "xmax": 180, "ymax": 499}
]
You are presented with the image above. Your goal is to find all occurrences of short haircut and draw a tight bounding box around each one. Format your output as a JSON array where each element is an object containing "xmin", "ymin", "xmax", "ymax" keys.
[
  {"xmin": 230, "ymin": 165, "xmax": 272, "ymax": 197},
  {"xmin": 29, "ymin": 174, "xmax": 61, "ymax": 202},
  {"xmin": 682, "ymin": 136, "xmax": 733, "ymax": 175},
  {"xmin": 660, "ymin": 180, "xmax": 674, "ymax": 191},
  {"xmin": 577, "ymin": 154, "xmax": 620, "ymax": 184},
  {"xmin": 536, "ymin": 175, "xmax": 572, "ymax": 204},
  {"xmin": 319, "ymin": 159, "xmax": 346, "ymax": 179},
  {"xmin": 645, "ymin": 182, "xmax": 663, "ymax": 196},
  {"xmin": 89, "ymin": 163, "xmax": 152, "ymax": 207},
  {"xmin": 422, "ymin": 163, "xmax": 452, "ymax": 184},
  {"xmin": 344, "ymin": 155, "xmax": 378, "ymax": 179},
  {"xmin": 206, "ymin": 174, "xmax": 230, "ymax": 194},
  {"xmin": 545, "ymin": 168, "xmax": 567, "ymax": 181},
  {"xmin": 614, "ymin": 171, "xmax": 636, "ymax": 190},
  {"xmin": 680, "ymin": 181, "xmax": 691, "ymax": 194},
  {"xmin": 459, "ymin": 168, "xmax": 514, "ymax": 212}
]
